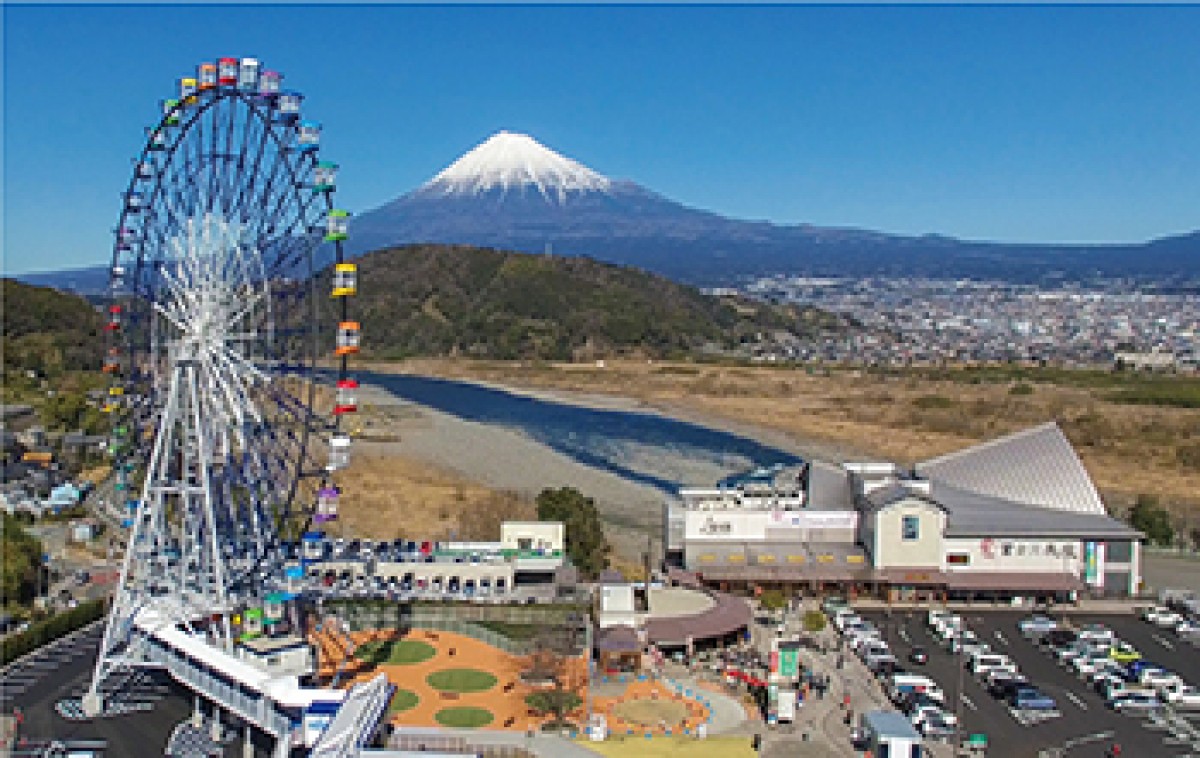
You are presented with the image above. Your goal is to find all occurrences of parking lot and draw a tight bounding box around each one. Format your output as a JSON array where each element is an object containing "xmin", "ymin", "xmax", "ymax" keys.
[{"xmin": 858, "ymin": 609, "xmax": 1200, "ymax": 757}]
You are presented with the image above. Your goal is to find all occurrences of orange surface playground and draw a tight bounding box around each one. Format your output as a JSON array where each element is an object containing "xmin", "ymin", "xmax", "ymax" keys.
[
  {"xmin": 311, "ymin": 627, "xmax": 588, "ymax": 731},
  {"xmin": 308, "ymin": 626, "xmax": 713, "ymax": 735}
]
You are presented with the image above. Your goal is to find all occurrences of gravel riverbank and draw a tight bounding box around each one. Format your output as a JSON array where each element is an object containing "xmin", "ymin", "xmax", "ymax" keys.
[{"xmin": 354, "ymin": 375, "xmax": 849, "ymax": 560}]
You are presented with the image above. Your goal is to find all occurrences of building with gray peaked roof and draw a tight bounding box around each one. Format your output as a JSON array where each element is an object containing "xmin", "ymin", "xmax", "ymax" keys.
[{"xmin": 664, "ymin": 423, "xmax": 1141, "ymax": 602}]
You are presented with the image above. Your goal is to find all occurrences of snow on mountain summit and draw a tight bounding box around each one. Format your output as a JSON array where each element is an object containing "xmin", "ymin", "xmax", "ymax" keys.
[{"xmin": 423, "ymin": 131, "xmax": 611, "ymax": 202}]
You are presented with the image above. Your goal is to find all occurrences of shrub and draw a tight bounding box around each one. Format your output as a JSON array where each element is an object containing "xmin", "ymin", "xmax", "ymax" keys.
[
  {"xmin": 1009, "ymin": 382, "xmax": 1034, "ymax": 396},
  {"xmin": 758, "ymin": 589, "xmax": 787, "ymax": 611},
  {"xmin": 802, "ymin": 610, "xmax": 827, "ymax": 633},
  {"xmin": 1127, "ymin": 495, "xmax": 1175, "ymax": 547}
]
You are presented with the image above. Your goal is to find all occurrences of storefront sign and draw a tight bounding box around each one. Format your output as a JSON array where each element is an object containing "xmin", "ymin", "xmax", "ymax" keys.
[
  {"xmin": 779, "ymin": 647, "xmax": 800, "ymax": 678},
  {"xmin": 1083, "ymin": 541, "xmax": 1105, "ymax": 587}
]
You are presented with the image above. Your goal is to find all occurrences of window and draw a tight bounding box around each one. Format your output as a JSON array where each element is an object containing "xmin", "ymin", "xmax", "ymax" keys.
[
  {"xmin": 902, "ymin": 515, "xmax": 920, "ymax": 541},
  {"xmin": 517, "ymin": 537, "xmax": 532, "ymax": 551},
  {"xmin": 947, "ymin": 554, "xmax": 970, "ymax": 565}
]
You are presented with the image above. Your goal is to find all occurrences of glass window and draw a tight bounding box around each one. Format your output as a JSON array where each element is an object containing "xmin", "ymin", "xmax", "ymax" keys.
[
  {"xmin": 902, "ymin": 515, "xmax": 920, "ymax": 541},
  {"xmin": 947, "ymin": 554, "xmax": 970, "ymax": 565},
  {"xmin": 1002, "ymin": 543, "xmax": 1014, "ymax": 557}
]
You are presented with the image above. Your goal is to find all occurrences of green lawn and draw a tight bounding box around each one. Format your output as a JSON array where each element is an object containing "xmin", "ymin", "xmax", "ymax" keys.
[
  {"xmin": 434, "ymin": 706, "xmax": 494, "ymax": 728},
  {"xmin": 388, "ymin": 689, "xmax": 420, "ymax": 713},
  {"xmin": 426, "ymin": 668, "xmax": 498, "ymax": 693},
  {"xmin": 355, "ymin": 639, "xmax": 437, "ymax": 666}
]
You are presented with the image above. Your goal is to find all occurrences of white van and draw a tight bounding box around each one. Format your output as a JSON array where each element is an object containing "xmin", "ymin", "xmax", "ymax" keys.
[{"xmin": 970, "ymin": 653, "xmax": 1016, "ymax": 677}]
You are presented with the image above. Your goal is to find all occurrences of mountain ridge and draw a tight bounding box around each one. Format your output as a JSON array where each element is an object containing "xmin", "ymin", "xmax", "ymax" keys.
[{"xmin": 346, "ymin": 132, "xmax": 1199, "ymax": 285}]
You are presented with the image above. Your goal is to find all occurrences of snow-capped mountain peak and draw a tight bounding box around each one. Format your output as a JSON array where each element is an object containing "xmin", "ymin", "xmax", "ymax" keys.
[{"xmin": 422, "ymin": 131, "xmax": 611, "ymax": 203}]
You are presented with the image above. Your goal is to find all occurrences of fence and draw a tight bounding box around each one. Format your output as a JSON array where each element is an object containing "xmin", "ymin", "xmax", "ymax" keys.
[
  {"xmin": 324, "ymin": 600, "xmax": 587, "ymax": 655},
  {"xmin": 386, "ymin": 732, "xmax": 535, "ymax": 757}
]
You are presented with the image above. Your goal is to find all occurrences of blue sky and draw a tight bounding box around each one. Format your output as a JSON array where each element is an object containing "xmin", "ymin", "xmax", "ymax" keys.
[{"xmin": 4, "ymin": 4, "xmax": 1199, "ymax": 274}]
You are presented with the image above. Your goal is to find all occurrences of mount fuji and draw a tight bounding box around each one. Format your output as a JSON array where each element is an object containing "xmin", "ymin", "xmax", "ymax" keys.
[{"xmin": 347, "ymin": 131, "xmax": 1198, "ymax": 285}]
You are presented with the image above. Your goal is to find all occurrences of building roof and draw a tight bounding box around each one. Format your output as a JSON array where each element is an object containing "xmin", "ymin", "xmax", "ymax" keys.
[
  {"xmin": 645, "ymin": 591, "xmax": 751, "ymax": 645},
  {"xmin": 595, "ymin": 625, "xmax": 642, "ymax": 653},
  {"xmin": 860, "ymin": 482, "xmax": 945, "ymax": 514},
  {"xmin": 916, "ymin": 422, "xmax": 1105, "ymax": 515},
  {"xmin": 862, "ymin": 709, "xmax": 922, "ymax": 741},
  {"xmin": 807, "ymin": 459, "xmax": 855, "ymax": 510},
  {"xmin": 933, "ymin": 482, "xmax": 1140, "ymax": 539}
]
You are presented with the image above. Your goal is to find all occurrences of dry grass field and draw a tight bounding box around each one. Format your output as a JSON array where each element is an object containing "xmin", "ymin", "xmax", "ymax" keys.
[
  {"xmin": 330, "ymin": 450, "xmax": 534, "ymax": 542},
  {"xmin": 381, "ymin": 358, "xmax": 1200, "ymax": 528}
]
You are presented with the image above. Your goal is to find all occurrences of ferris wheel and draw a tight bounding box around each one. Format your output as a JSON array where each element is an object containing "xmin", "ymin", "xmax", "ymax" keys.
[{"xmin": 85, "ymin": 57, "xmax": 360, "ymax": 715}]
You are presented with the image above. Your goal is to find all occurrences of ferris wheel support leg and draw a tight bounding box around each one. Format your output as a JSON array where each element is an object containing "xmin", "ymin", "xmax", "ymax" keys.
[
  {"xmin": 186, "ymin": 363, "xmax": 233, "ymax": 651},
  {"xmin": 83, "ymin": 359, "xmax": 185, "ymax": 717}
]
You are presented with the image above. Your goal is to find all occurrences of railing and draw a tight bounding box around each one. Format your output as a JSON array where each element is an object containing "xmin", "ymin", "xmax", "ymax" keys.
[{"xmin": 141, "ymin": 635, "xmax": 292, "ymax": 738}]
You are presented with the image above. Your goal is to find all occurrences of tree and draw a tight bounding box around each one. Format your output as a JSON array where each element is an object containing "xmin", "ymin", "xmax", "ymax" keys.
[
  {"xmin": 2, "ymin": 514, "xmax": 43, "ymax": 607},
  {"xmin": 802, "ymin": 610, "xmax": 827, "ymax": 633},
  {"xmin": 522, "ymin": 628, "xmax": 583, "ymax": 728},
  {"xmin": 525, "ymin": 690, "xmax": 582, "ymax": 725},
  {"xmin": 535, "ymin": 487, "xmax": 610, "ymax": 578},
  {"xmin": 1128, "ymin": 495, "xmax": 1175, "ymax": 547}
]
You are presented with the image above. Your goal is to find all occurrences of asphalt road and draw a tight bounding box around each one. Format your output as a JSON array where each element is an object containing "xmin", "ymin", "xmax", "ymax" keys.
[
  {"xmin": 1, "ymin": 623, "xmax": 206, "ymax": 756},
  {"xmin": 859, "ymin": 610, "xmax": 1200, "ymax": 758}
]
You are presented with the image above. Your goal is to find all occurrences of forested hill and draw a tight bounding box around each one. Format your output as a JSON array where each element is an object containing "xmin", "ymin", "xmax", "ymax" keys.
[
  {"xmin": 323, "ymin": 244, "xmax": 845, "ymax": 360},
  {"xmin": 2, "ymin": 279, "xmax": 104, "ymax": 376}
]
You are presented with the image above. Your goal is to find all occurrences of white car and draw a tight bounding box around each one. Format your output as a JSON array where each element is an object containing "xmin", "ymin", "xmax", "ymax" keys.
[
  {"xmin": 1071, "ymin": 655, "xmax": 1111, "ymax": 677},
  {"xmin": 1175, "ymin": 618, "xmax": 1200, "ymax": 638},
  {"xmin": 911, "ymin": 704, "xmax": 958, "ymax": 728},
  {"xmin": 1158, "ymin": 682, "xmax": 1200, "ymax": 708},
  {"xmin": 1018, "ymin": 615, "xmax": 1059, "ymax": 638},
  {"xmin": 1138, "ymin": 668, "xmax": 1182, "ymax": 690},
  {"xmin": 1154, "ymin": 611, "xmax": 1184, "ymax": 628},
  {"xmin": 1076, "ymin": 624, "xmax": 1115, "ymax": 644},
  {"xmin": 1108, "ymin": 692, "xmax": 1162, "ymax": 713}
]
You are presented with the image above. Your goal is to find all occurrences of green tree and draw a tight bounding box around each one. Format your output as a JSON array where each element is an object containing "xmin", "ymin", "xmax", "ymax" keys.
[
  {"xmin": 525, "ymin": 690, "xmax": 582, "ymax": 725},
  {"xmin": 758, "ymin": 589, "xmax": 787, "ymax": 611},
  {"xmin": 802, "ymin": 610, "xmax": 827, "ymax": 633},
  {"xmin": 2, "ymin": 514, "xmax": 43, "ymax": 607},
  {"xmin": 1128, "ymin": 495, "xmax": 1175, "ymax": 547},
  {"xmin": 535, "ymin": 487, "xmax": 610, "ymax": 578}
]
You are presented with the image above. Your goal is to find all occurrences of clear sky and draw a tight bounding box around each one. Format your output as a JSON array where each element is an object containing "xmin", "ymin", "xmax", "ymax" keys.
[{"xmin": 4, "ymin": 4, "xmax": 1199, "ymax": 274}]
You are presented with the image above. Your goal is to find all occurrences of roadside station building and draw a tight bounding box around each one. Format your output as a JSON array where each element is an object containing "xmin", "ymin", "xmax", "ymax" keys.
[{"xmin": 664, "ymin": 422, "xmax": 1142, "ymax": 603}]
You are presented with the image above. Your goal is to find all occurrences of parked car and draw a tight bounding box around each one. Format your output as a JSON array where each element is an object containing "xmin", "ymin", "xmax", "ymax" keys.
[
  {"xmin": 919, "ymin": 712, "xmax": 958, "ymax": 739},
  {"xmin": 1158, "ymin": 682, "xmax": 1200, "ymax": 708},
  {"xmin": 971, "ymin": 653, "xmax": 1017, "ymax": 678},
  {"xmin": 1077, "ymin": 624, "xmax": 1116, "ymax": 644},
  {"xmin": 1040, "ymin": 629, "xmax": 1079, "ymax": 650},
  {"xmin": 1009, "ymin": 687, "xmax": 1058, "ymax": 712},
  {"xmin": 1175, "ymin": 619, "xmax": 1200, "ymax": 639},
  {"xmin": 1018, "ymin": 615, "xmax": 1059, "ymax": 638},
  {"xmin": 1109, "ymin": 642, "xmax": 1141, "ymax": 664},
  {"xmin": 1108, "ymin": 692, "xmax": 1162, "ymax": 713},
  {"xmin": 1142, "ymin": 606, "xmax": 1183, "ymax": 627},
  {"xmin": 987, "ymin": 673, "xmax": 1030, "ymax": 700}
]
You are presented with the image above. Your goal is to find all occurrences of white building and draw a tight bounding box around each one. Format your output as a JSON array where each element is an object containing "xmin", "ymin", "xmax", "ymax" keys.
[{"xmin": 665, "ymin": 422, "xmax": 1142, "ymax": 601}]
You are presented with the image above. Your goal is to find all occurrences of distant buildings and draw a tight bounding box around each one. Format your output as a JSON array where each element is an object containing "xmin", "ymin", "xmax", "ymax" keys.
[
  {"xmin": 716, "ymin": 277, "xmax": 1200, "ymax": 368},
  {"xmin": 664, "ymin": 422, "xmax": 1142, "ymax": 602}
]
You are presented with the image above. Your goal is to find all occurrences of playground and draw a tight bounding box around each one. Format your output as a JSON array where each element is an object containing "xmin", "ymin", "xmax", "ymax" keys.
[{"xmin": 310, "ymin": 626, "xmax": 717, "ymax": 737}]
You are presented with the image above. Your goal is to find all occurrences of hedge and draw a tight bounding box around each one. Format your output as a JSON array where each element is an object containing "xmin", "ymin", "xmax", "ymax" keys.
[{"xmin": 0, "ymin": 599, "xmax": 107, "ymax": 666}]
